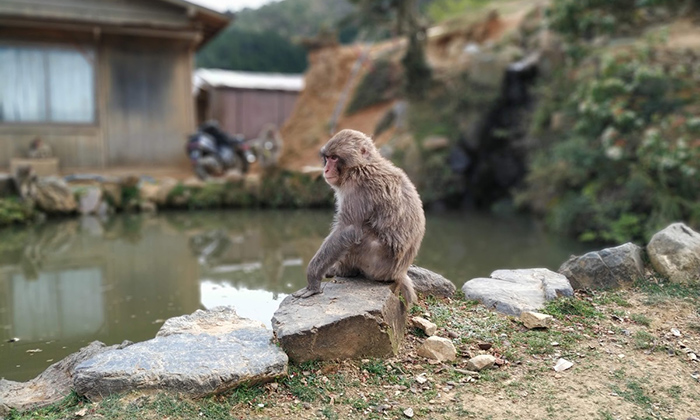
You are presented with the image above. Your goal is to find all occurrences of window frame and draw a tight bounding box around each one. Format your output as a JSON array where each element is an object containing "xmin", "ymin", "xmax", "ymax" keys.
[{"xmin": 0, "ymin": 41, "xmax": 99, "ymax": 127}]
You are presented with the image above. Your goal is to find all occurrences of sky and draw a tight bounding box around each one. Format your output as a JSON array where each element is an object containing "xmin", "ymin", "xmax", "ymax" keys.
[{"xmin": 188, "ymin": 0, "xmax": 281, "ymax": 13}]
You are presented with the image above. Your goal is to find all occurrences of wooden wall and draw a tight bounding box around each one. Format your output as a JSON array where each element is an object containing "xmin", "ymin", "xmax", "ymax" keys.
[
  {"xmin": 208, "ymin": 89, "xmax": 299, "ymax": 140},
  {"xmin": 0, "ymin": 35, "xmax": 195, "ymax": 170},
  {"xmin": 103, "ymin": 38, "xmax": 193, "ymax": 167}
]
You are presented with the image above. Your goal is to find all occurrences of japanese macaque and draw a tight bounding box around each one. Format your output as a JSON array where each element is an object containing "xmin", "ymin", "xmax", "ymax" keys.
[
  {"xmin": 293, "ymin": 129, "xmax": 425, "ymax": 305},
  {"xmin": 28, "ymin": 137, "xmax": 53, "ymax": 159}
]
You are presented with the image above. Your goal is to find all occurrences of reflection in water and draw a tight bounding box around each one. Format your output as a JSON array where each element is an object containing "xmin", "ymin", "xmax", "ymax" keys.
[
  {"xmin": 11, "ymin": 269, "xmax": 104, "ymax": 341},
  {"xmin": 0, "ymin": 209, "xmax": 592, "ymax": 381},
  {"xmin": 200, "ymin": 281, "xmax": 287, "ymax": 328}
]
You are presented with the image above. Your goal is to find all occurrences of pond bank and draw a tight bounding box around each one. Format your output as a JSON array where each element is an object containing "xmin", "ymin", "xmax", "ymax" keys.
[
  {"xmin": 0, "ymin": 170, "xmax": 334, "ymax": 226},
  {"xmin": 2, "ymin": 222, "xmax": 699, "ymax": 419}
]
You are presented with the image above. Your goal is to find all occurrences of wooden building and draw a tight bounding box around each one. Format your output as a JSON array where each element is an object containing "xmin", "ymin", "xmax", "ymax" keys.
[
  {"xmin": 194, "ymin": 69, "xmax": 304, "ymax": 140},
  {"xmin": 0, "ymin": 0, "xmax": 230, "ymax": 172}
]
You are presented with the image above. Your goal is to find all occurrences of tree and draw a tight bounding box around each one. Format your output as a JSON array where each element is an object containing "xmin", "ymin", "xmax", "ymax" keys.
[{"xmin": 348, "ymin": 0, "xmax": 432, "ymax": 96}]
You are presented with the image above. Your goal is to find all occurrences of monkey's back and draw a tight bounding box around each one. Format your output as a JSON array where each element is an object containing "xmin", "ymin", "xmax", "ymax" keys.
[{"xmin": 351, "ymin": 158, "xmax": 425, "ymax": 271}]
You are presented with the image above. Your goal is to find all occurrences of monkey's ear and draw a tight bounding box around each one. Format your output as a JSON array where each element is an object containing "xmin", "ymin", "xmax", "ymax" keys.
[{"xmin": 360, "ymin": 146, "xmax": 370, "ymax": 159}]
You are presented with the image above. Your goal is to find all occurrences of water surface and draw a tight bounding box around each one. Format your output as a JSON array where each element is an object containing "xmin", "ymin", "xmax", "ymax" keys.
[{"xmin": 0, "ymin": 210, "xmax": 592, "ymax": 381}]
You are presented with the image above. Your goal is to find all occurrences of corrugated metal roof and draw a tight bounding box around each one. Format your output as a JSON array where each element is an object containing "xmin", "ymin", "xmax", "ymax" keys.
[{"xmin": 194, "ymin": 68, "xmax": 305, "ymax": 92}]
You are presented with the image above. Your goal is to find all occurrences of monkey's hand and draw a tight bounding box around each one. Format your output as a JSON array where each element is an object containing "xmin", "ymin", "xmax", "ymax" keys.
[{"xmin": 292, "ymin": 286, "xmax": 322, "ymax": 298}]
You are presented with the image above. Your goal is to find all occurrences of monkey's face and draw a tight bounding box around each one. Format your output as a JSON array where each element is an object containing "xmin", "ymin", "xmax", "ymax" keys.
[
  {"xmin": 320, "ymin": 129, "xmax": 376, "ymax": 188},
  {"xmin": 321, "ymin": 153, "xmax": 341, "ymax": 187}
]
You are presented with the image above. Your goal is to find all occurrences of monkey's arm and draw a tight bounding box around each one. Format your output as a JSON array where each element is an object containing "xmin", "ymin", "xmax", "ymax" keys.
[{"xmin": 293, "ymin": 223, "xmax": 363, "ymax": 298}]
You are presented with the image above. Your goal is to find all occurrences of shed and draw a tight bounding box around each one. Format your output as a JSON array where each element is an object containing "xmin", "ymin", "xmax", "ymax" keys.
[
  {"xmin": 0, "ymin": 0, "xmax": 230, "ymax": 172},
  {"xmin": 194, "ymin": 68, "xmax": 304, "ymax": 140}
]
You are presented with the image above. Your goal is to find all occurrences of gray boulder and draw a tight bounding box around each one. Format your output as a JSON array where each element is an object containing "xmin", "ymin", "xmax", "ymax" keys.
[
  {"xmin": 31, "ymin": 177, "xmax": 77, "ymax": 213},
  {"xmin": 647, "ymin": 223, "xmax": 700, "ymax": 284},
  {"xmin": 73, "ymin": 307, "xmax": 287, "ymax": 400},
  {"xmin": 0, "ymin": 341, "xmax": 115, "ymax": 416},
  {"xmin": 408, "ymin": 265, "xmax": 457, "ymax": 298},
  {"xmin": 559, "ymin": 242, "xmax": 645, "ymax": 289},
  {"xmin": 461, "ymin": 268, "xmax": 573, "ymax": 316},
  {"xmin": 272, "ymin": 278, "xmax": 406, "ymax": 363}
]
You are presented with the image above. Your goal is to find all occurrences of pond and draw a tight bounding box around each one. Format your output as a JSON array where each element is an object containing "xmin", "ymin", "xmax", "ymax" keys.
[{"xmin": 0, "ymin": 209, "xmax": 593, "ymax": 381}]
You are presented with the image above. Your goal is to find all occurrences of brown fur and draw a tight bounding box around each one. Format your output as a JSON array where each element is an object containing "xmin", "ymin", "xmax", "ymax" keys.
[{"xmin": 293, "ymin": 129, "xmax": 425, "ymax": 305}]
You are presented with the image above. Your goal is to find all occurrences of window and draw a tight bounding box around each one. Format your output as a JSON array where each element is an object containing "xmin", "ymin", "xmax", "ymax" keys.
[{"xmin": 0, "ymin": 45, "xmax": 95, "ymax": 123}]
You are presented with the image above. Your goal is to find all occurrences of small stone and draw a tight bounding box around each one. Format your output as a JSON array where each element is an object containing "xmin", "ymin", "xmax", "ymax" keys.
[
  {"xmin": 671, "ymin": 328, "xmax": 682, "ymax": 337},
  {"xmin": 477, "ymin": 342, "xmax": 492, "ymax": 350},
  {"xmin": 520, "ymin": 311, "xmax": 553, "ymax": 329},
  {"xmin": 417, "ymin": 337, "xmax": 457, "ymax": 362},
  {"xmin": 412, "ymin": 317, "xmax": 438, "ymax": 336},
  {"xmin": 553, "ymin": 358, "xmax": 573, "ymax": 372},
  {"xmin": 465, "ymin": 355, "xmax": 496, "ymax": 371},
  {"xmin": 453, "ymin": 368, "xmax": 479, "ymax": 376},
  {"xmin": 415, "ymin": 374, "xmax": 428, "ymax": 384},
  {"xmin": 404, "ymin": 407, "xmax": 415, "ymax": 418},
  {"xmin": 375, "ymin": 404, "xmax": 391, "ymax": 412}
]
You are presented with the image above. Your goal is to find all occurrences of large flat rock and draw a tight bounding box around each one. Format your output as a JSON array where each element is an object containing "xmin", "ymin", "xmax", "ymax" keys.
[
  {"xmin": 0, "ymin": 341, "xmax": 116, "ymax": 416},
  {"xmin": 272, "ymin": 278, "xmax": 406, "ymax": 363},
  {"xmin": 73, "ymin": 307, "xmax": 287, "ymax": 400},
  {"xmin": 461, "ymin": 268, "xmax": 573, "ymax": 316}
]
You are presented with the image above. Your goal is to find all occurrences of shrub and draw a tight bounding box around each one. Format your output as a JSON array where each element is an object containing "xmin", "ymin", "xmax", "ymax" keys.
[
  {"xmin": 519, "ymin": 44, "xmax": 700, "ymax": 242},
  {"xmin": 0, "ymin": 198, "xmax": 36, "ymax": 226}
]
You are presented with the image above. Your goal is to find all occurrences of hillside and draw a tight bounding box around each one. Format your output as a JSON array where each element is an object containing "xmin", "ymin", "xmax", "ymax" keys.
[
  {"xmin": 278, "ymin": 0, "xmax": 700, "ymax": 242},
  {"xmin": 277, "ymin": 4, "xmax": 532, "ymax": 178},
  {"xmin": 196, "ymin": 0, "xmax": 355, "ymax": 73}
]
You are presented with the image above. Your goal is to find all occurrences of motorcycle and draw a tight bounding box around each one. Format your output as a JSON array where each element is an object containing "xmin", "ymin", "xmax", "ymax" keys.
[{"xmin": 186, "ymin": 121, "xmax": 256, "ymax": 180}]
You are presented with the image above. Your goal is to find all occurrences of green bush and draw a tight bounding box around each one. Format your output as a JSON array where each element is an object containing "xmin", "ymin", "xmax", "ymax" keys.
[
  {"xmin": 519, "ymin": 44, "xmax": 700, "ymax": 243},
  {"xmin": 547, "ymin": 0, "xmax": 686, "ymax": 41},
  {"xmin": 0, "ymin": 198, "xmax": 36, "ymax": 226}
]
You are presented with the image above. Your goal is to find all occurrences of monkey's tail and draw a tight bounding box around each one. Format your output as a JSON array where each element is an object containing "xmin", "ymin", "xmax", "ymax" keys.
[{"xmin": 400, "ymin": 274, "xmax": 418, "ymax": 308}]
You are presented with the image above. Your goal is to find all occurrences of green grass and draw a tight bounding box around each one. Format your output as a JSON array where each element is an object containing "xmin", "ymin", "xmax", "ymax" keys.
[
  {"xmin": 634, "ymin": 280, "xmax": 700, "ymax": 304},
  {"xmin": 632, "ymin": 330, "xmax": 657, "ymax": 350},
  {"xmin": 592, "ymin": 291, "xmax": 632, "ymax": 307},
  {"xmin": 544, "ymin": 297, "xmax": 603, "ymax": 320},
  {"xmin": 630, "ymin": 313, "xmax": 652, "ymax": 326},
  {"xmin": 612, "ymin": 380, "xmax": 652, "ymax": 407}
]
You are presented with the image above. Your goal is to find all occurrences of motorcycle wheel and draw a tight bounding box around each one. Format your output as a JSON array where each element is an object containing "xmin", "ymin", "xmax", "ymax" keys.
[{"xmin": 194, "ymin": 164, "xmax": 210, "ymax": 180}]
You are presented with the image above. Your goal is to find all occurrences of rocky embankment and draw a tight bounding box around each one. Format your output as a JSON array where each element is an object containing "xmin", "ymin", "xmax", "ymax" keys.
[
  {"xmin": 1, "ymin": 222, "xmax": 699, "ymax": 418},
  {"xmin": 0, "ymin": 169, "xmax": 333, "ymax": 225}
]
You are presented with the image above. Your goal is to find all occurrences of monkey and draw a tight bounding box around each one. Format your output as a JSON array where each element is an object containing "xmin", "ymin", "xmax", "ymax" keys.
[
  {"xmin": 27, "ymin": 137, "xmax": 53, "ymax": 159},
  {"xmin": 293, "ymin": 129, "xmax": 425, "ymax": 306}
]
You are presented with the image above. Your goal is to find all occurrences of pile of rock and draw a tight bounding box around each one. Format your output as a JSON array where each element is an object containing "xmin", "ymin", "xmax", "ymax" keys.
[{"xmin": 462, "ymin": 222, "xmax": 700, "ymax": 315}]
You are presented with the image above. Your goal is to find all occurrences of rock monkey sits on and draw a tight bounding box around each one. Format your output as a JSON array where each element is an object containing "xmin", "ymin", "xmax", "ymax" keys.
[{"xmin": 294, "ymin": 129, "xmax": 425, "ymax": 305}]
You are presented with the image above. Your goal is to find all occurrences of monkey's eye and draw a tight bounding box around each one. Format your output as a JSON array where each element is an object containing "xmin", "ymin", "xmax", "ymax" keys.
[{"xmin": 329, "ymin": 155, "xmax": 338, "ymax": 161}]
